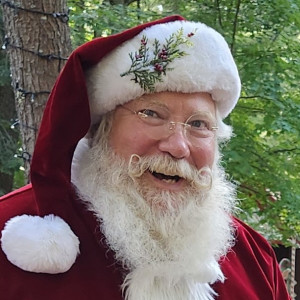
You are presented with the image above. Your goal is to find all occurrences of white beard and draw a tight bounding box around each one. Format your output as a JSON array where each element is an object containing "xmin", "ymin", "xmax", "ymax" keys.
[{"xmin": 72, "ymin": 137, "xmax": 236, "ymax": 300}]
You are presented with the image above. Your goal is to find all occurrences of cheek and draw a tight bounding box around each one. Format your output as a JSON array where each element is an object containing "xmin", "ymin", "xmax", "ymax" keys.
[
  {"xmin": 109, "ymin": 124, "xmax": 154, "ymax": 159},
  {"xmin": 192, "ymin": 138, "xmax": 216, "ymax": 169}
]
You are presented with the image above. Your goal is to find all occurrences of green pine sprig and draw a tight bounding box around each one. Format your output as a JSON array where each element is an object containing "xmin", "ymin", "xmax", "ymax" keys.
[{"xmin": 120, "ymin": 28, "xmax": 195, "ymax": 92}]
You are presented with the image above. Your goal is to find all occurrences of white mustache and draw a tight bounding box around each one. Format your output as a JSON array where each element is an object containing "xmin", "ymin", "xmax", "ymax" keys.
[{"xmin": 128, "ymin": 154, "xmax": 212, "ymax": 190}]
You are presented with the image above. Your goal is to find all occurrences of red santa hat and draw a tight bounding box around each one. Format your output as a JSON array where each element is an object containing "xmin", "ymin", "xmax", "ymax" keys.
[
  {"xmin": 0, "ymin": 15, "xmax": 240, "ymax": 274},
  {"xmin": 86, "ymin": 19, "xmax": 240, "ymax": 123}
]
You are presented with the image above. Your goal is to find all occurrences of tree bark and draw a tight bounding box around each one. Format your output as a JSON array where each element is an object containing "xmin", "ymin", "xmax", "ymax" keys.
[{"xmin": 1, "ymin": 0, "xmax": 72, "ymax": 180}]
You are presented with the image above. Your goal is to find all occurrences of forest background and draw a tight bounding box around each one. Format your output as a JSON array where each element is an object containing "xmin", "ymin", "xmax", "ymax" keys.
[{"xmin": 0, "ymin": 0, "xmax": 299, "ymax": 249}]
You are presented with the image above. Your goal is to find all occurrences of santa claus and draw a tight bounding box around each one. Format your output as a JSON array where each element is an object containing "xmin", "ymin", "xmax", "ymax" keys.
[{"xmin": 0, "ymin": 15, "xmax": 290, "ymax": 300}]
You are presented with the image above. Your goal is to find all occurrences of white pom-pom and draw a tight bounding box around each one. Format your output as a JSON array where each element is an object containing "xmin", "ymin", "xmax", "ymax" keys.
[{"xmin": 1, "ymin": 214, "xmax": 80, "ymax": 274}]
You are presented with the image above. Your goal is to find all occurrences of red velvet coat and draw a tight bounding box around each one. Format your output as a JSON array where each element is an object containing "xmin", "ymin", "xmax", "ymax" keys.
[
  {"xmin": 0, "ymin": 184, "xmax": 290, "ymax": 299},
  {"xmin": 0, "ymin": 15, "xmax": 290, "ymax": 299}
]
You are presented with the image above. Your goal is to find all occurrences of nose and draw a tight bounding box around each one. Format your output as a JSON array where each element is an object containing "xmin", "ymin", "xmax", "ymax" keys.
[{"xmin": 158, "ymin": 124, "xmax": 191, "ymax": 159}]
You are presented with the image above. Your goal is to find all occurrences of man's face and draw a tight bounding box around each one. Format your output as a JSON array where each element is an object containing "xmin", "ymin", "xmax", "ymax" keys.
[
  {"xmin": 73, "ymin": 91, "xmax": 235, "ymax": 299},
  {"xmin": 109, "ymin": 91, "xmax": 217, "ymax": 193}
]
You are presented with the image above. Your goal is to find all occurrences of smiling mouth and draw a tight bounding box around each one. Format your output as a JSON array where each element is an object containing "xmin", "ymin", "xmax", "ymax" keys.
[{"xmin": 150, "ymin": 171, "xmax": 182, "ymax": 184}]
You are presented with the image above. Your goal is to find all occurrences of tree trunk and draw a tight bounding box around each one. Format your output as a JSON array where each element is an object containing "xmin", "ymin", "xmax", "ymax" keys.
[{"xmin": 1, "ymin": 0, "xmax": 72, "ymax": 181}]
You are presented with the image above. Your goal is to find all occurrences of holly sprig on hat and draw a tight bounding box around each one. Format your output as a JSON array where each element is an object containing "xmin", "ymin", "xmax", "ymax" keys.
[{"xmin": 120, "ymin": 28, "xmax": 195, "ymax": 92}]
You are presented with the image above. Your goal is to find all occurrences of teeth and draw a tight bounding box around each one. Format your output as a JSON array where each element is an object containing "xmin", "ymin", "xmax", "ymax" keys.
[
  {"xmin": 150, "ymin": 170, "xmax": 181, "ymax": 183},
  {"xmin": 162, "ymin": 179, "xmax": 177, "ymax": 184}
]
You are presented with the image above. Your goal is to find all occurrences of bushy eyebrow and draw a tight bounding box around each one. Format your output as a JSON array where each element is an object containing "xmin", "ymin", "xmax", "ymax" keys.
[
  {"xmin": 192, "ymin": 111, "xmax": 216, "ymax": 123},
  {"xmin": 133, "ymin": 99, "xmax": 170, "ymax": 114}
]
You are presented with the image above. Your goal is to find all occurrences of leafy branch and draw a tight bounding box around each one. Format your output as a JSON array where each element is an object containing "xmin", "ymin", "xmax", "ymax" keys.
[
  {"xmin": 271, "ymin": 147, "xmax": 300, "ymax": 154},
  {"xmin": 230, "ymin": 0, "xmax": 241, "ymax": 53}
]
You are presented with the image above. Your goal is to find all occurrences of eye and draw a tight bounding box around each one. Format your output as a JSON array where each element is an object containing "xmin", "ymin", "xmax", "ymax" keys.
[
  {"xmin": 136, "ymin": 107, "xmax": 168, "ymax": 126},
  {"xmin": 138, "ymin": 109, "xmax": 159, "ymax": 118},
  {"xmin": 188, "ymin": 119, "xmax": 209, "ymax": 130}
]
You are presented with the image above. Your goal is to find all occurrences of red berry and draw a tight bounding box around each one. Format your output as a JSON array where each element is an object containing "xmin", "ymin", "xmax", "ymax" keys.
[{"xmin": 154, "ymin": 63, "xmax": 163, "ymax": 72}]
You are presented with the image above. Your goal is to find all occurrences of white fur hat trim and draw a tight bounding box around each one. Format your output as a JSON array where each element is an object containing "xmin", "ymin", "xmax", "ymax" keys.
[
  {"xmin": 1, "ymin": 214, "xmax": 80, "ymax": 274},
  {"xmin": 86, "ymin": 20, "xmax": 241, "ymax": 123}
]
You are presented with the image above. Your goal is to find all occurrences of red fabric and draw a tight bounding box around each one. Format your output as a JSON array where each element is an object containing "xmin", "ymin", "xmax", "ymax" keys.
[
  {"xmin": 0, "ymin": 15, "xmax": 290, "ymax": 299},
  {"xmin": 0, "ymin": 186, "xmax": 290, "ymax": 299},
  {"xmin": 212, "ymin": 219, "xmax": 291, "ymax": 299},
  {"xmin": 0, "ymin": 186, "xmax": 123, "ymax": 300}
]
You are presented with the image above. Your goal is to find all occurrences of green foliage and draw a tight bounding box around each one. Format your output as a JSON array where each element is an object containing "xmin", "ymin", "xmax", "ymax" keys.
[
  {"xmin": 0, "ymin": 119, "xmax": 24, "ymax": 196},
  {"xmin": 68, "ymin": 1, "xmax": 166, "ymax": 48},
  {"xmin": 220, "ymin": 0, "xmax": 300, "ymax": 246},
  {"xmin": 12, "ymin": 166, "xmax": 26, "ymax": 190},
  {"xmin": 0, "ymin": 120, "xmax": 20, "ymax": 174},
  {"xmin": 0, "ymin": 6, "xmax": 24, "ymax": 195}
]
